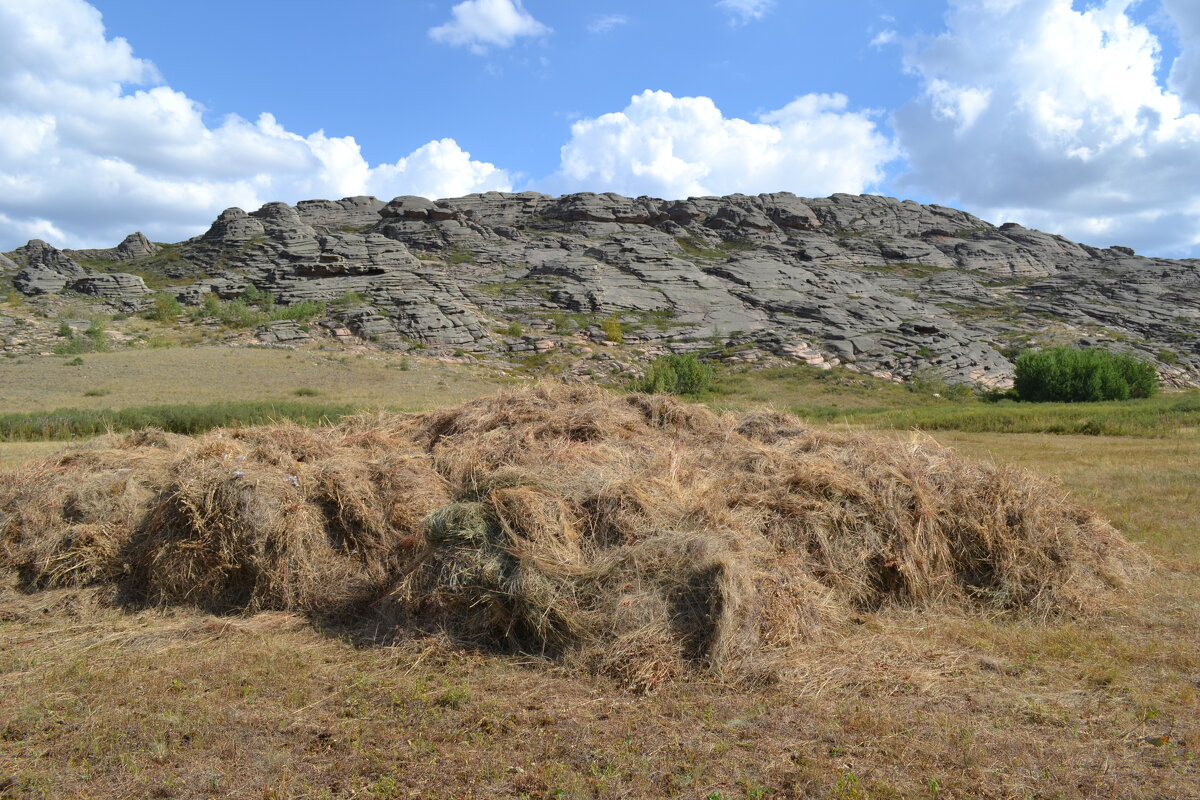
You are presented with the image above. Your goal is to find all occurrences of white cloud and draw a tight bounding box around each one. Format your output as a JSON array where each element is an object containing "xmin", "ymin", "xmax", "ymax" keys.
[
  {"xmin": 587, "ymin": 14, "xmax": 629, "ymax": 35},
  {"xmin": 549, "ymin": 90, "xmax": 897, "ymax": 199},
  {"xmin": 1162, "ymin": 0, "xmax": 1200, "ymax": 110},
  {"xmin": 870, "ymin": 29, "xmax": 898, "ymax": 47},
  {"xmin": 0, "ymin": 0, "xmax": 512, "ymax": 250},
  {"xmin": 893, "ymin": 0, "xmax": 1200, "ymax": 255},
  {"xmin": 716, "ymin": 0, "xmax": 775, "ymax": 25},
  {"xmin": 429, "ymin": 0, "xmax": 550, "ymax": 54}
]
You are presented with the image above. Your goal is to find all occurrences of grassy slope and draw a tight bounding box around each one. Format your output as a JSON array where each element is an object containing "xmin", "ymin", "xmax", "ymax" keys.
[{"xmin": 1, "ymin": 355, "xmax": 1198, "ymax": 799}]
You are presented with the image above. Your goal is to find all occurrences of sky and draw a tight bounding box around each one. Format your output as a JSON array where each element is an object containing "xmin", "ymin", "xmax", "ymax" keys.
[{"xmin": 2, "ymin": 0, "xmax": 1200, "ymax": 257}]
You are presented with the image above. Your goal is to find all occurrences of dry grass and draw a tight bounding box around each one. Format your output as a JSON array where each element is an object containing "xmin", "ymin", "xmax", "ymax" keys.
[
  {"xmin": 933, "ymin": 432, "xmax": 1200, "ymax": 567},
  {"xmin": 0, "ymin": 441, "xmax": 62, "ymax": 470},
  {"xmin": 1, "ymin": 384, "xmax": 1148, "ymax": 691},
  {"xmin": 0, "ymin": 385, "xmax": 1196, "ymax": 799},
  {"xmin": 0, "ymin": 346, "xmax": 500, "ymax": 412}
]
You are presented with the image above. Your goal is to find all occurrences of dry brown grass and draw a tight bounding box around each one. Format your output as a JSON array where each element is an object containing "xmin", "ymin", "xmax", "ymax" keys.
[
  {"xmin": 0, "ymin": 384, "xmax": 1149, "ymax": 691},
  {"xmin": 0, "ymin": 346, "xmax": 500, "ymax": 412}
]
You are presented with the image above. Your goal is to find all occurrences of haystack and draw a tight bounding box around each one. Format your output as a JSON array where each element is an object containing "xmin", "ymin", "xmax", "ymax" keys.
[{"xmin": 0, "ymin": 384, "xmax": 1147, "ymax": 689}]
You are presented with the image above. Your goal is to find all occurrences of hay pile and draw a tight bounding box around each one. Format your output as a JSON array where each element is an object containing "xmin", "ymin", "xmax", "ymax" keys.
[{"xmin": 0, "ymin": 384, "xmax": 1146, "ymax": 688}]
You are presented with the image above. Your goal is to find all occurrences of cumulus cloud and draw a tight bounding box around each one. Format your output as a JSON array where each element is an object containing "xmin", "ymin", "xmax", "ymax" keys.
[
  {"xmin": 587, "ymin": 14, "xmax": 629, "ymax": 35},
  {"xmin": 716, "ymin": 0, "xmax": 775, "ymax": 25},
  {"xmin": 0, "ymin": 0, "xmax": 512, "ymax": 250},
  {"xmin": 429, "ymin": 0, "xmax": 551, "ymax": 54},
  {"xmin": 550, "ymin": 90, "xmax": 897, "ymax": 199},
  {"xmin": 1162, "ymin": 0, "xmax": 1200, "ymax": 110},
  {"xmin": 892, "ymin": 0, "xmax": 1200, "ymax": 256}
]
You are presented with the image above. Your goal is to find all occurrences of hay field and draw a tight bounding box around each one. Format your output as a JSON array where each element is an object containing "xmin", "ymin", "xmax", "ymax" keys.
[{"xmin": 1, "ymin": 385, "xmax": 1197, "ymax": 799}]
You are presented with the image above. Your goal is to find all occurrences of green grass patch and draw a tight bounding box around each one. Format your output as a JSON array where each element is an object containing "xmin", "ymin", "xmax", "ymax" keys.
[
  {"xmin": 789, "ymin": 394, "xmax": 1200, "ymax": 437},
  {"xmin": 0, "ymin": 401, "xmax": 359, "ymax": 442},
  {"xmin": 675, "ymin": 237, "xmax": 726, "ymax": 259}
]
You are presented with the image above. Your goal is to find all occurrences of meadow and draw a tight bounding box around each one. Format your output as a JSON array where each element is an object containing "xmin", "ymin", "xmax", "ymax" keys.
[{"xmin": 0, "ymin": 349, "xmax": 1197, "ymax": 799}]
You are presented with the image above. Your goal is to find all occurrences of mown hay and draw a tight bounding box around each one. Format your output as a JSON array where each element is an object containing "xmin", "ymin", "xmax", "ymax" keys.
[
  {"xmin": 1, "ymin": 423, "xmax": 447, "ymax": 617},
  {"xmin": 0, "ymin": 384, "xmax": 1148, "ymax": 689}
]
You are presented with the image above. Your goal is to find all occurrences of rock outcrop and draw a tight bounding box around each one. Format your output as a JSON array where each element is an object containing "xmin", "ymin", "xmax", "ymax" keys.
[
  {"xmin": 8, "ymin": 239, "xmax": 149, "ymax": 302},
  {"xmin": 67, "ymin": 232, "xmax": 160, "ymax": 262},
  {"xmin": 5, "ymin": 191, "xmax": 1199, "ymax": 386}
]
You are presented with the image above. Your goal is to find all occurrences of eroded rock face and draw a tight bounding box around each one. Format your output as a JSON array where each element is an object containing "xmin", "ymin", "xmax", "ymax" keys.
[
  {"xmin": 67, "ymin": 232, "xmax": 160, "ymax": 262},
  {"xmin": 9, "ymin": 239, "xmax": 149, "ymax": 301},
  {"xmin": 5, "ymin": 191, "xmax": 1199, "ymax": 386}
]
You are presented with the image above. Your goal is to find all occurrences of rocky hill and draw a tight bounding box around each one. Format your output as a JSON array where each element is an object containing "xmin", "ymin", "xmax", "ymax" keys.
[{"xmin": 3, "ymin": 191, "xmax": 1198, "ymax": 387}]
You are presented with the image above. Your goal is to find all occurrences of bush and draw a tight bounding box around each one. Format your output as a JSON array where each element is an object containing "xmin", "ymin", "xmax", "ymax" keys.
[
  {"xmin": 148, "ymin": 293, "xmax": 183, "ymax": 323},
  {"xmin": 637, "ymin": 354, "xmax": 715, "ymax": 395},
  {"xmin": 268, "ymin": 300, "xmax": 325, "ymax": 323},
  {"xmin": 601, "ymin": 316, "xmax": 625, "ymax": 344},
  {"xmin": 1014, "ymin": 347, "xmax": 1159, "ymax": 402},
  {"xmin": 241, "ymin": 284, "xmax": 275, "ymax": 309}
]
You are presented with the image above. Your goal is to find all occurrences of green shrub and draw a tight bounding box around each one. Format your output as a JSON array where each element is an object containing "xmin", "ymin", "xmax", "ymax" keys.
[
  {"xmin": 148, "ymin": 293, "xmax": 183, "ymax": 323},
  {"xmin": 505, "ymin": 322, "xmax": 524, "ymax": 337},
  {"xmin": 601, "ymin": 315, "xmax": 625, "ymax": 344},
  {"xmin": 333, "ymin": 291, "xmax": 369, "ymax": 308},
  {"xmin": 637, "ymin": 354, "xmax": 715, "ymax": 395},
  {"xmin": 53, "ymin": 319, "xmax": 109, "ymax": 355},
  {"xmin": 213, "ymin": 298, "xmax": 262, "ymax": 329},
  {"xmin": 268, "ymin": 300, "xmax": 325, "ymax": 323},
  {"xmin": 241, "ymin": 283, "xmax": 275, "ymax": 309},
  {"xmin": 1014, "ymin": 347, "xmax": 1158, "ymax": 402}
]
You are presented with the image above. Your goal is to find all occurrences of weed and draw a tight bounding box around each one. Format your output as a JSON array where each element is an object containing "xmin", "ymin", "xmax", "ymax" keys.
[{"xmin": 434, "ymin": 686, "xmax": 471, "ymax": 710}]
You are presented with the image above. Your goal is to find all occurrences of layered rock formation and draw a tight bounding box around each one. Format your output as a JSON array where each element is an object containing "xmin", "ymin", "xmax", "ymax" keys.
[
  {"xmin": 6, "ymin": 239, "xmax": 150, "ymax": 302},
  {"xmin": 4, "ymin": 191, "xmax": 1198, "ymax": 386}
]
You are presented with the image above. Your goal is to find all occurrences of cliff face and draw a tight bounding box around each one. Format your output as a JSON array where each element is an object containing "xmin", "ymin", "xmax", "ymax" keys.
[{"xmin": 4, "ymin": 191, "xmax": 1199, "ymax": 387}]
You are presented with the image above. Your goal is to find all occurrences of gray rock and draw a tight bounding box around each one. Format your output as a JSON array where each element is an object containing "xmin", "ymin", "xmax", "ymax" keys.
[
  {"xmin": 12, "ymin": 239, "xmax": 88, "ymax": 294},
  {"xmin": 73, "ymin": 271, "xmax": 151, "ymax": 299},
  {"xmin": 9, "ymin": 190, "xmax": 1199, "ymax": 388},
  {"xmin": 67, "ymin": 232, "xmax": 160, "ymax": 262}
]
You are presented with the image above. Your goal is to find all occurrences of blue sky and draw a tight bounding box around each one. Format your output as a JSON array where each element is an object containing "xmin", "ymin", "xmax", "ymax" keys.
[{"xmin": 2, "ymin": 0, "xmax": 1200, "ymax": 257}]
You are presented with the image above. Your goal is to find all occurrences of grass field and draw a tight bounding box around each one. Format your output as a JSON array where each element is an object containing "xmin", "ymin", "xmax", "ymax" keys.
[
  {"xmin": 0, "ymin": 347, "xmax": 503, "ymax": 412},
  {"xmin": 1, "ymin": 354, "xmax": 1198, "ymax": 799}
]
